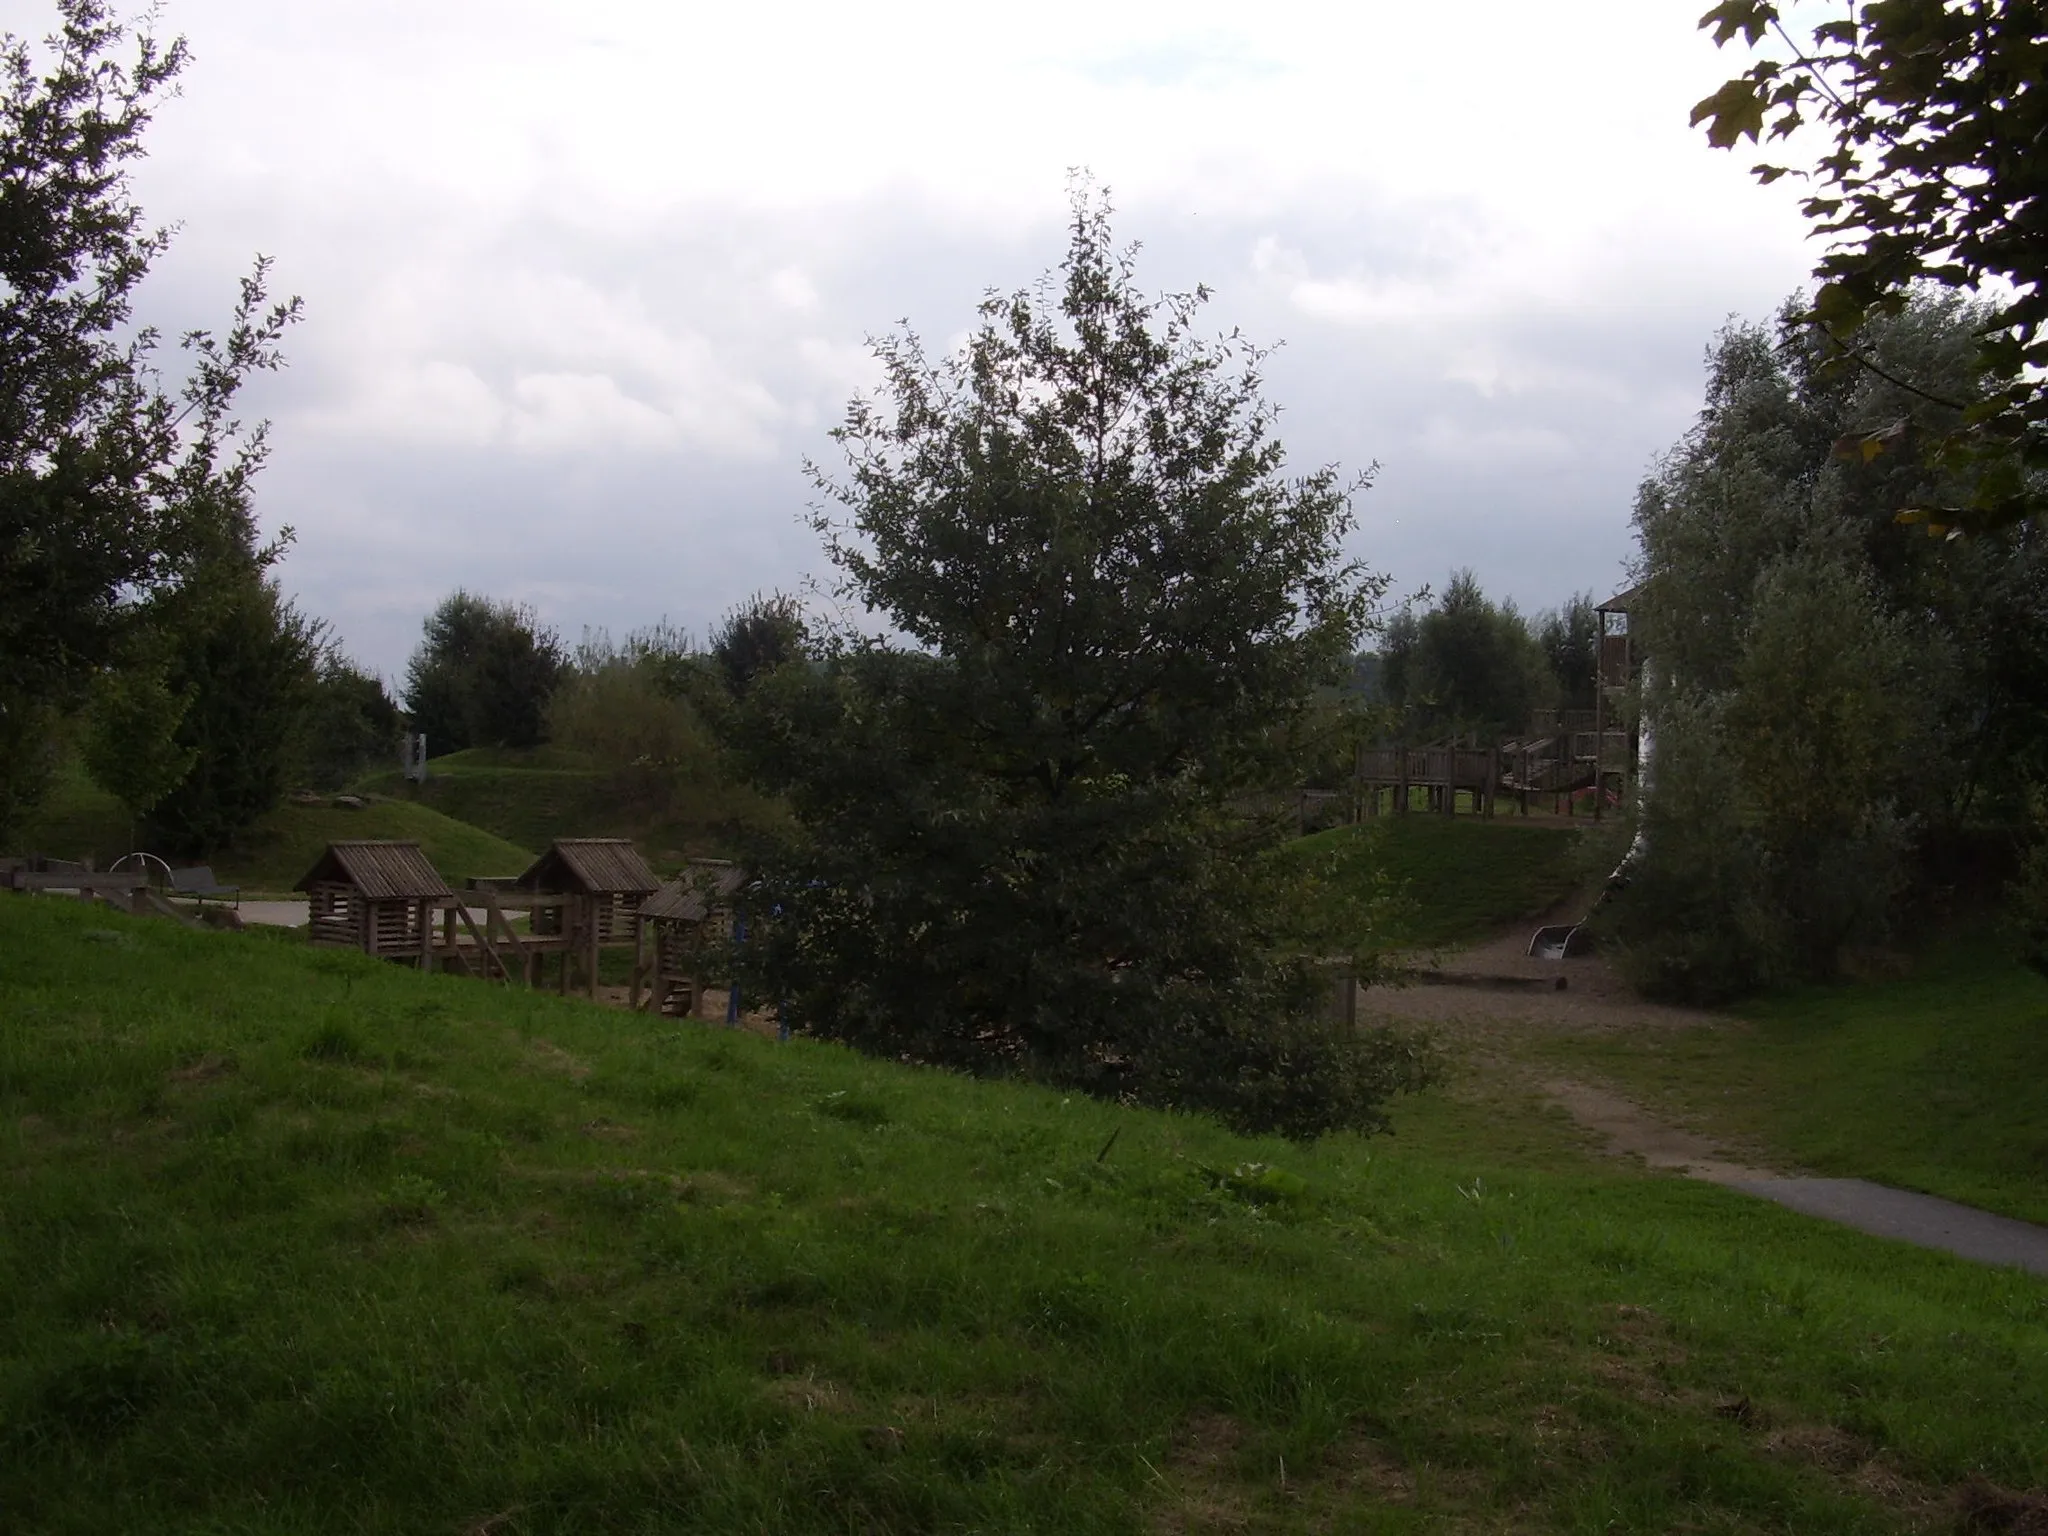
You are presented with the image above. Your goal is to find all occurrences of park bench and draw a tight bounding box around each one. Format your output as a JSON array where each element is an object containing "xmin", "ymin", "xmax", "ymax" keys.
[{"xmin": 170, "ymin": 865, "xmax": 240, "ymax": 909}]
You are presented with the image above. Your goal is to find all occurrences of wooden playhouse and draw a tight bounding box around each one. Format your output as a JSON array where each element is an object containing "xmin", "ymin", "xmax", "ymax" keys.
[
  {"xmin": 295, "ymin": 841, "xmax": 452, "ymax": 964},
  {"xmin": 632, "ymin": 860, "xmax": 748, "ymax": 1016},
  {"xmin": 514, "ymin": 838, "xmax": 661, "ymax": 998}
]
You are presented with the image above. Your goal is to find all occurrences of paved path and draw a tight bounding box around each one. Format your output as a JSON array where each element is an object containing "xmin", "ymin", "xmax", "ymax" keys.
[
  {"xmin": 1362, "ymin": 925, "xmax": 2048, "ymax": 1280},
  {"xmin": 233, "ymin": 899, "xmax": 309, "ymax": 927},
  {"xmin": 1727, "ymin": 1177, "xmax": 2048, "ymax": 1277},
  {"xmin": 1544, "ymin": 1077, "xmax": 2048, "ymax": 1278}
]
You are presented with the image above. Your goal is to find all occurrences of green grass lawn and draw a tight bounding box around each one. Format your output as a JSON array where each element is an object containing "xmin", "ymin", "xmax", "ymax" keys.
[
  {"xmin": 1538, "ymin": 938, "xmax": 2048, "ymax": 1226},
  {"xmin": 12, "ymin": 758, "xmax": 532, "ymax": 891},
  {"xmin": 1289, "ymin": 815, "xmax": 1588, "ymax": 951},
  {"xmin": 3, "ymin": 895, "xmax": 2044, "ymax": 1533}
]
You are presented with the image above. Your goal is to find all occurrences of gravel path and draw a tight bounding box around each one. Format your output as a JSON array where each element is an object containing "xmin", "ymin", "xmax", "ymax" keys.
[{"xmin": 1366, "ymin": 924, "xmax": 2048, "ymax": 1278}]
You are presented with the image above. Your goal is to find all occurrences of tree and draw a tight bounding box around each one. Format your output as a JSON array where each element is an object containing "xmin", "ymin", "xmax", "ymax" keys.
[
  {"xmin": 547, "ymin": 639, "xmax": 716, "ymax": 815},
  {"xmin": 1618, "ymin": 294, "xmax": 2046, "ymax": 998},
  {"xmin": 1376, "ymin": 572, "xmax": 1548, "ymax": 738},
  {"xmin": 1536, "ymin": 592, "xmax": 1599, "ymax": 713},
  {"xmin": 1693, "ymin": 0, "xmax": 2047, "ymax": 531},
  {"xmin": 79, "ymin": 643, "xmax": 194, "ymax": 834},
  {"xmin": 402, "ymin": 591, "xmax": 566, "ymax": 754},
  {"xmin": 0, "ymin": 1, "xmax": 299, "ymax": 838},
  {"xmin": 1410, "ymin": 571, "xmax": 1547, "ymax": 737},
  {"xmin": 298, "ymin": 651, "xmax": 400, "ymax": 790},
  {"xmin": 709, "ymin": 591, "xmax": 807, "ymax": 699},
  {"xmin": 144, "ymin": 563, "xmax": 319, "ymax": 856},
  {"xmin": 730, "ymin": 190, "xmax": 1429, "ymax": 1140}
]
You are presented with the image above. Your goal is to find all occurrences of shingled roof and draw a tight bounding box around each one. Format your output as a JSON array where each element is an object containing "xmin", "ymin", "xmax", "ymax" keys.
[
  {"xmin": 640, "ymin": 862, "xmax": 748, "ymax": 923},
  {"xmin": 293, "ymin": 841, "xmax": 452, "ymax": 901},
  {"xmin": 516, "ymin": 838, "xmax": 659, "ymax": 896}
]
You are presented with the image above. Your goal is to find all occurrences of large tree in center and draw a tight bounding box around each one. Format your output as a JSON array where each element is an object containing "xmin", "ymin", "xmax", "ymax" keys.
[{"xmin": 733, "ymin": 193, "xmax": 1426, "ymax": 1139}]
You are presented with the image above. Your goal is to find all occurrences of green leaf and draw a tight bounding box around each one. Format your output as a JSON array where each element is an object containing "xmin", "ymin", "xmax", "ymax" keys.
[
  {"xmin": 1813, "ymin": 282, "xmax": 1870, "ymax": 336},
  {"xmin": 1692, "ymin": 79, "xmax": 1770, "ymax": 147},
  {"xmin": 1698, "ymin": 0, "xmax": 1776, "ymax": 47}
]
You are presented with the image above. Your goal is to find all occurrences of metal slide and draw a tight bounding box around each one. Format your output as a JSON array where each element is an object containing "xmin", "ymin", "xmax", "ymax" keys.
[
  {"xmin": 1527, "ymin": 843, "xmax": 1637, "ymax": 960},
  {"xmin": 1529, "ymin": 702, "xmax": 1657, "ymax": 961}
]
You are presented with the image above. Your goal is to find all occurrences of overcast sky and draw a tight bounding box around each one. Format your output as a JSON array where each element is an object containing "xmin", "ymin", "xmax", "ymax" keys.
[{"xmin": 41, "ymin": 0, "xmax": 1817, "ymax": 680}]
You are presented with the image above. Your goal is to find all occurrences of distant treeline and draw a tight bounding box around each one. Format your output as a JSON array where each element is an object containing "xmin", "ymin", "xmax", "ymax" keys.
[{"xmin": 1351, "ymin": 573, "xmax": 1603, "ymax": 742}]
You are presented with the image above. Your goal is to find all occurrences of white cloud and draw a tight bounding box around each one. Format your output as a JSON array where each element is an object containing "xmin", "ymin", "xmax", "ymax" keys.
[
  {"xmin": 1415, "ymin": 418, "xmax": 1577, "ymax": 466},
  {"xmin": 100, "ymin": 0, "xmax": 1822, "ymax": 673},
  {"xmin": 768, "ymin": 267, "xmax": 820, "ymax": 310}
]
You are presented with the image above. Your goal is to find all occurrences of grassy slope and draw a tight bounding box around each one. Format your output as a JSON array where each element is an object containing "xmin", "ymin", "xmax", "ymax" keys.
[
  {"xmin": 1539, "ymin": 938, "xmax": 2048, "ymax": 1226},
  {"xmin": 4, "ymin": 897, "xmax": 2045, "ymax": 1533},
  {"xmin": 1289, "ymin": 816, "xmax": 1587, "ymax": 950},
  {"xmin": 354, "ymin": 748, "xmax": 614, "ymax": 856},
  {"xmin": 227, "ymin": 800, "xmax": 532, "ymax": 890},
  {"xmin": 12, "ymin": 759, "xmax": 531, "ymax": 891},
  {"xmin": 355, "ymin": 747, "xmax": 780, "ymax": 864}
]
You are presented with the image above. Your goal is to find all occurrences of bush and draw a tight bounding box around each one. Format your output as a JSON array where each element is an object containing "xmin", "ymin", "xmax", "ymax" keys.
[{"xmin": 546, "ymin": 656, "xmax": 717, "ymax": 820}]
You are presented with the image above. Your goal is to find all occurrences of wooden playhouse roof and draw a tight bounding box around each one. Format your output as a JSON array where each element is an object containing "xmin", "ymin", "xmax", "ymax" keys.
[
  {"xmin": 640, "ymin": 862, "xmax": 748, "ymax": 923},
  {"xmin": 1598, "ymin": 581, "xmax": 1646, "ymax": 614},
  {"xmin": 293, "ymin": 841, "xmax": 452, "ymax": 900},
  {"xmin": 516, "ymin": 838, "xmax": 659, "ymax": 896}
]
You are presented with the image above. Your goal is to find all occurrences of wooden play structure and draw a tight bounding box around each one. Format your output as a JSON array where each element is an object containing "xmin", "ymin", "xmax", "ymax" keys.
[
  {"xmin": 297, "ymin": 841, "xmax": 454, "ymax": 961},
  {"xmin": 1336, "ymin": 584, "xmax": 1644, "ymax": 824},
  {"xmin": 631, "ymin": 860, "xmax": 747, "ymax": 1016},
  {"xmin": 514, "ymin": 838, "xmax": 661, "ymax": 999},
  {"xmin": 294, "ymin": 839, "xmax": 558, "ymax": 981}
]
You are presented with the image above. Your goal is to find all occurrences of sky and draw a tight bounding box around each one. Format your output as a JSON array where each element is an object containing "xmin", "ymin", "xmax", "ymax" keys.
[{"xmin": 29, "ymin": 0, "xmax": 1818, "ymax": 680}]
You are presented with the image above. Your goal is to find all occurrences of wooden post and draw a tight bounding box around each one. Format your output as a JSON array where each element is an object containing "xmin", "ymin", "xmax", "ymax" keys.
[
  {"xmin": 1593, "ymin": 614, "xmax": 1606, "ymax": 822},
  {"xmin": 586, "ymin": 897, "xmax": 601, "ymax": 1001},
  {"xmin": 629, "ymin": 917, "xmax": 645, "ymax": 1012},
  {"xmin": 418, "ymin": 900, "xmax": 435, "ymax": 973},
  {"xmin": 1396, "ymin": 747, "xmax": 1409, "ymax": 815},
  {"xmin": 1484, "ymin": 745, "xmax": 1498, "ymax": 820}
]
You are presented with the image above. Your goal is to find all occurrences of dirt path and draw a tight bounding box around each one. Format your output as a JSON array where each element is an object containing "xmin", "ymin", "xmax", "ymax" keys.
[{"xmin": 1365, "ymin": 926, "xmax": 2048, "ymax": 1278}]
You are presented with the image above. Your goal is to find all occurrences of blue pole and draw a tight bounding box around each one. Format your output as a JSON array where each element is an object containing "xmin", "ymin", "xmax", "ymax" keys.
[{"xmin": 726, "ymin": 912, "xmax": 746, "ymax": 1026}]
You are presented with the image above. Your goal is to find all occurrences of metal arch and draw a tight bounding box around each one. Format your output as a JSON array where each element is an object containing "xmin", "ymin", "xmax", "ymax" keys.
[{"xmin": 110, "ymin": 850, "xmax": 175, "ymax": 888}]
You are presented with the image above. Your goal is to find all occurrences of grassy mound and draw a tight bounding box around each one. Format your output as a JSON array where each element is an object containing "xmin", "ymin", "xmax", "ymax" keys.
[
  {"xmin": 1290, "ymin": 816, "xmax": 1587, "ymax": 950},
  {"xmin": 353, "ymin": 746, "xmax": 778, "ymax": 865},
  {"xmin": 10, "ymin": 760, "xmax": 531, "ymax": 891},
  {"xmin": 2, "ymin": 896, "xmax": 2043, "ymax": 1532},
  {"xmin": 1540, "ymin": 938, "xmax": 2048, "ymax": 1225},
  {"xmin": 226, "ymin": 798, "xmax": 532, "ymax": 891}
]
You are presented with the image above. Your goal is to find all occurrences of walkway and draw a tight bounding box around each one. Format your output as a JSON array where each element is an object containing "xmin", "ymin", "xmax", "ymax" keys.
[
  {"xmin": 1366, "ymin": 927, "xmax": 2048, "ymax": 1280},
  {"xmin": 1545, "ymin": 1077, "xmax": 2048, "ymax": 1277}
]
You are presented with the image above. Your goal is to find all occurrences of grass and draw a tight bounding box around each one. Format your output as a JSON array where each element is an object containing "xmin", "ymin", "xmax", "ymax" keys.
[
  {"xmin": 4, "ymin": 895, "xmax": 2046, "ymax": 1533},
  {"xmin": 1537, "ymin": 937, "xmax": 2048, "ymax": 1226},
  {"xmin": 12, "ymin": 757, "xmax": 532, "ymax": 891},
  {"xmin": 353, "ymin": 746, "xmax": 781, "ymax": 865},
  {"xmin": 1289, "ymin": 815, "xmax": 1588, "ymax": 951},
  {"xmin": 227, "ymin": 799, "xmax": 533, "ymax": 890}
]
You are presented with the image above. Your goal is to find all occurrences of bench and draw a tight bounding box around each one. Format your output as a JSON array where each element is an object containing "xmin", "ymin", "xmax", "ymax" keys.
[{"xmin": 170, "ymin": 866, "xmax": 240, "ymax": 909}]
